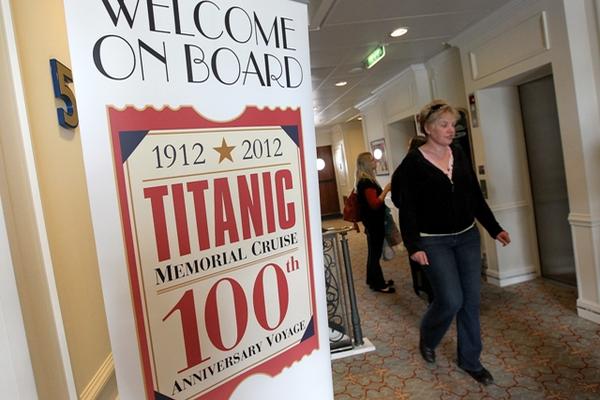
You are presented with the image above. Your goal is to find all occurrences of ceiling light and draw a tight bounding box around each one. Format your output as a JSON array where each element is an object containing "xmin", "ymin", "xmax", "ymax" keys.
[
  {"xmin": 357, "ymin": 116, "xmax": 363, "ymax": 121},
  {"xmin": 335, "ymin": 81, "xmax": 347, "ymax": 87},
  {"xmin": 390, "ymin": 27, "xmax": 409, "ymax": 38}
]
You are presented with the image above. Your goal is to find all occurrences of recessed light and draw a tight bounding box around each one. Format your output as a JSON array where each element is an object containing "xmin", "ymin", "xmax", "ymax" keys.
[
  {"xmin": 335, "ymin": 81, "xmax": 347, "ymax": 87},
  {"xmin": 390, "ymin": 27, "xmax": 409, "ymax": 38},
  {"xmin": 357, "ymin": 116, "xmax": 363, "ymax": 121}
]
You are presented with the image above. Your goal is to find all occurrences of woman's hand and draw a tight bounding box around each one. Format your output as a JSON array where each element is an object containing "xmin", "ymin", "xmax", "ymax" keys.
[
  {"xmin": 379, "ymin": 182, "xmax": 392, "ymax": 201},
  {"xmin": 495, "ymin": 230, "xmax": 511, "ymax": 246},
  {"xmin": 410, "ymin": 251, "xmax": 429, "ymax": 266}
]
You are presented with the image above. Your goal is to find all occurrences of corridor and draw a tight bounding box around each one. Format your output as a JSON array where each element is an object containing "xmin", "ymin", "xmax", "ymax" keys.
[{"xmin": 324, "ymin": 220, "xmax": 600, "ymax": 399}]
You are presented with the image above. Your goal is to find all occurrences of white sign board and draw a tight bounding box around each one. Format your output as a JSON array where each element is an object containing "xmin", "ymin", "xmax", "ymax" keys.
[{"xmin": 62, "ymin": 1, "xmax": 332, "ymax": 399}]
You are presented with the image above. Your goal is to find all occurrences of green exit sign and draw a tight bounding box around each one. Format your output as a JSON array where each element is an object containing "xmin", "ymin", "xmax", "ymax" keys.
[{"xmin": 363, "ymin": 45, "xmax": 386, "ymax": 69}]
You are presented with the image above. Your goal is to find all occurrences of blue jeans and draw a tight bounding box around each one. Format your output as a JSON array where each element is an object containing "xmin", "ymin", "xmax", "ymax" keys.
[{"xmin": 419, "ymin": 226, "xmax": 483, "ymax": 371}]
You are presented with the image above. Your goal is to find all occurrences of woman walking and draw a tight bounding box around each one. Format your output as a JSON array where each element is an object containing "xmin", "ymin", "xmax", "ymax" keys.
[
  {"xmin": 355, "ymin": 152, "xmax": 395, "ymax": 294},
  {"xmin": 392, "ymin": 100, "xmax": 510, "ymax": 385}
]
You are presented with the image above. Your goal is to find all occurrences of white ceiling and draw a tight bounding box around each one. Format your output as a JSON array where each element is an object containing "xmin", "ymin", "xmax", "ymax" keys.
[{"xmin": 308, "ymin": 0, "xmax": 514, "ymax": 127}]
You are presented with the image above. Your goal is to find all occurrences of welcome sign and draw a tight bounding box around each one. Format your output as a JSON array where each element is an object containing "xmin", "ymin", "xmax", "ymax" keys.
[
  {"xmin": 91, "ymin": 3, "xmax": 304, "ymax": 88},
  {"xmin": 62, "ymin": 1, "xmax": 332, "ymax": 399}
]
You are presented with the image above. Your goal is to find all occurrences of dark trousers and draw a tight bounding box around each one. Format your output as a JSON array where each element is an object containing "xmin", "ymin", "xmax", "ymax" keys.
[
  {"xmin": 419, "ymin": 226, "xmax": 483, "ymax": 371},
  {"xmin": 365, "ymin": 226, "xmax": 386, "ymax": 289}
]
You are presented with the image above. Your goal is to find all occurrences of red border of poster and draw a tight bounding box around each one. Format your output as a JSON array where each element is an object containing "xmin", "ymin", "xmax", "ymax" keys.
[{"xmin": 107, "ymin": 106, "xmax": 319, "ymax": 400}]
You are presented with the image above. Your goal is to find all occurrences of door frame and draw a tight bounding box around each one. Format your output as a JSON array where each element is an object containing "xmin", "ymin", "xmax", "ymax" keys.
[
  {"xmin": 316, "ymin": 145, "xmax": 341, "ymax": 216},
  {"xmin": 518, "ymin": 75, "xmax": 576, "ymax": 286}
]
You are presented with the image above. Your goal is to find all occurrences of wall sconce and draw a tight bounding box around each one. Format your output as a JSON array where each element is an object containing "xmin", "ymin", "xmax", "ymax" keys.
[{"xmin": 317, "ymin": 158, "xmax": 326, "ymax": 171}]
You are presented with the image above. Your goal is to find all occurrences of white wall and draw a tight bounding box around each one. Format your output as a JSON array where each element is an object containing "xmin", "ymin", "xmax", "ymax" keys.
[
  {"xmin": 353, "ymin": 0, "xmax": 600, "ymax": 324},
  {"xmin": 476, "ymin": 87, "xmax": 539, "ymax": 285},
  {"xmin": 357, "ymin": 65, "xmax": 432, "ymax": 133},
  {"xmin": 386, "ymin": 117, "xmax": 417, "ymax": 170},
  {"xmin": 427, "ymin": 47, "xmax": 468, "ymax": 109},
  {"xmin": 356, "ymin": 65, "xmax": 434, "ymax": 210},
  {"xmin": 330, "ymin": 120, "xmax": 366, "ymax": 211},
  {"xmin": 356, "ymin": 54, "xmax": 469, "ymax": 171},
  {"xmin": 452, "ymin": 0, "xmax": 600, "ymax": 322},
  {"xmin": 356, "ymin": 55, "xmax": 469, "ymax": 218},
  {"xmin": 316, "ymin": 127, "xmax": 333, "ymax": 147}
]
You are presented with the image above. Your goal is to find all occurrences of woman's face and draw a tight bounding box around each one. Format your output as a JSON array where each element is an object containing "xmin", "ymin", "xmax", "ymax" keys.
[
  {"xmin": 425, "ymin": 111, "xmax": 456, "ymax": 146},
  {"xmin": 367, "ymin": 154, "xmax": 376, "ymax": 170}
]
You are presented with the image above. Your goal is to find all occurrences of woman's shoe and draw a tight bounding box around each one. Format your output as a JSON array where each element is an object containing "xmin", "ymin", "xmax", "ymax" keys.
[
  {"xmin": 386, "ymin": 279, "xmax": 395, "ymax": 286},
  {"xmin": 459, "ymin": 366, "xmax": 494, "ymax": 385},
  {"xmin": 372, "ymin": 285, "xmax": 395, "ymax": 294},
  {"xmin": 419, "ymin": 336, "xmax": 436, "ymax": 363}
]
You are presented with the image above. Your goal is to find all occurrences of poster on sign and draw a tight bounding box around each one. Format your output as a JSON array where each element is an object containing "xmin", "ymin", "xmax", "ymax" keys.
[
  {"xmin": 109, "ymin": 106, "xmax": 317, "ymax": 399},
  {"xmin": 62, "ymin": 1, "xmax": 332, "ymax": 399}
]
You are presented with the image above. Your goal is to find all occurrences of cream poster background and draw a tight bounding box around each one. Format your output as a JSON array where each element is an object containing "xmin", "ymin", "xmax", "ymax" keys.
[{"xmin": 61, "ymin": 1, "xmax": 333, "ymax": 399}]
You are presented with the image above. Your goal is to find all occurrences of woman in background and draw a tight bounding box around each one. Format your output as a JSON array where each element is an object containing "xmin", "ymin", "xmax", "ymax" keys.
[
  {"xmin": 393, "ymin": 135, "xmax": 434, "ymax": 304},
  {"xmin": 355, "ymin": 152, "xmax": 395, "ymax": 294},
  {"xmin": 393, "ymin": 100, "xmax": 510, "ymax": 385}
]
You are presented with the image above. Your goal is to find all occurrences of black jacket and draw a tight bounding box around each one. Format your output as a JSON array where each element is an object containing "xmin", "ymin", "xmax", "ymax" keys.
[
  {"xmin": 357, "ymin": 178, "xmax": 385, "ymax": 231},
  {"xmin": 391, "ymin": 145, "xmax": 502, "ymax": 255}
]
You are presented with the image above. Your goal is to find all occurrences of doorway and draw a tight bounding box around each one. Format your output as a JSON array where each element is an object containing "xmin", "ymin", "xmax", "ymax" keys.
[
  {"xmin": 518, "ymin": 75, "xmax": 576, "ymax": 286},
  {"xmin": 317, "ymin": 145, "xmax": 341, "ymax": 217},
  {"xmin": 387, "ymin": 116, "xmax": 417, "ymax": 170}
]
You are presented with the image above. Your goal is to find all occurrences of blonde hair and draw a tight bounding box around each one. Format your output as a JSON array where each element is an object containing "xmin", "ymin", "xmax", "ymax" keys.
[
  {"xmin": 417, "ymin": 99, "xmax": 459, "ymax": 135},
  {"xmin": 355, "ymin": 151, "xmax": 377, "ymax": 187}
]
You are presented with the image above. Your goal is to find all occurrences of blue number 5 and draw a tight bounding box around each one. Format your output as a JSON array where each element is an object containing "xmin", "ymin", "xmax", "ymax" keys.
[{"xmin": 50, "ymin": 58, "xmax": 79, "ymax": 129}]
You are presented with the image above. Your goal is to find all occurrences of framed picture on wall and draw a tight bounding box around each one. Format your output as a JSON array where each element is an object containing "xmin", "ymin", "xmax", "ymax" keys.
[{"xmin": 370, "ymin": 138, "xmax": 389, "ymax": 175}]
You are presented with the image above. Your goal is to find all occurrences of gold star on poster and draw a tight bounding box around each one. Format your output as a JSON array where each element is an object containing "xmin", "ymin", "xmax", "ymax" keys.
[{"xmin": 213, "ymin": 138, "xmax": 235, "ymax": 163}]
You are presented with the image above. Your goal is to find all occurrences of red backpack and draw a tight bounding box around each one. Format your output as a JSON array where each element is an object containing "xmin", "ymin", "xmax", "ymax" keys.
[{"xmin": 343, "ymin": 189, "xmax": 361, "ymax": 232}]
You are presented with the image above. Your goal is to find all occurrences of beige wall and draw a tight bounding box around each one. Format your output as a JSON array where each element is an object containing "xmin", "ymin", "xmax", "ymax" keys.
[
  {"xmin": 8, "ymin": 0, "xmax": 115, "ymax": 396},
  {"xmin": 317, "ymin": 122, "xmax": 366, "ymax": 211},
  {"xmin": 1, "ymin": 0, "xmax": 72, "ymax": 396},
  {"xmin": 341, "ymin": 120, "xmax": 367, "ymax": 190},
  {"xmin": 330, "ymin": 120, "xmax": 365, "ymax": 209}
]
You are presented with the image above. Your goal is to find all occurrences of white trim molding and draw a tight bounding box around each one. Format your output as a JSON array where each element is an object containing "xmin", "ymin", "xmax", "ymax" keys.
[
  {"xmin": 568, "ymin": 213, "xmax": 600, "ymax": 228},
  {"xmin": 577, "ymin": 299, "xmax": 600, "ymax": 324},
  {"xmin": 462, "ymin": 10, "xmax": 550, "ymax": 80},
  {"xmin": 355, "ymin": 94, "xmax": 378, "ymax": 111},
  {"xmin": 449, "ymin": 0, "xmax": 543, "ymax": 49},
  {"xmin": 484, "ymin": 266, "xmax": 538, "ymax": 287},
  {"xmin": 371, "ymin": 64, "xmax": 425, "ymax": 96},
  {"xmin": 490, "ymin": 200, "xmax": 529, "ymax": 213},
  {"xmin": 79, "ymin": 353, "xmax": 115, "ymax": 400}
]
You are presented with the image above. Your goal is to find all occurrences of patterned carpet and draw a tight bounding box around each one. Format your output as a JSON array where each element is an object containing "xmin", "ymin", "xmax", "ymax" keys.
[{"xmin": 322, "ymin": 219, "xmax": 600, "ymax": 399}]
